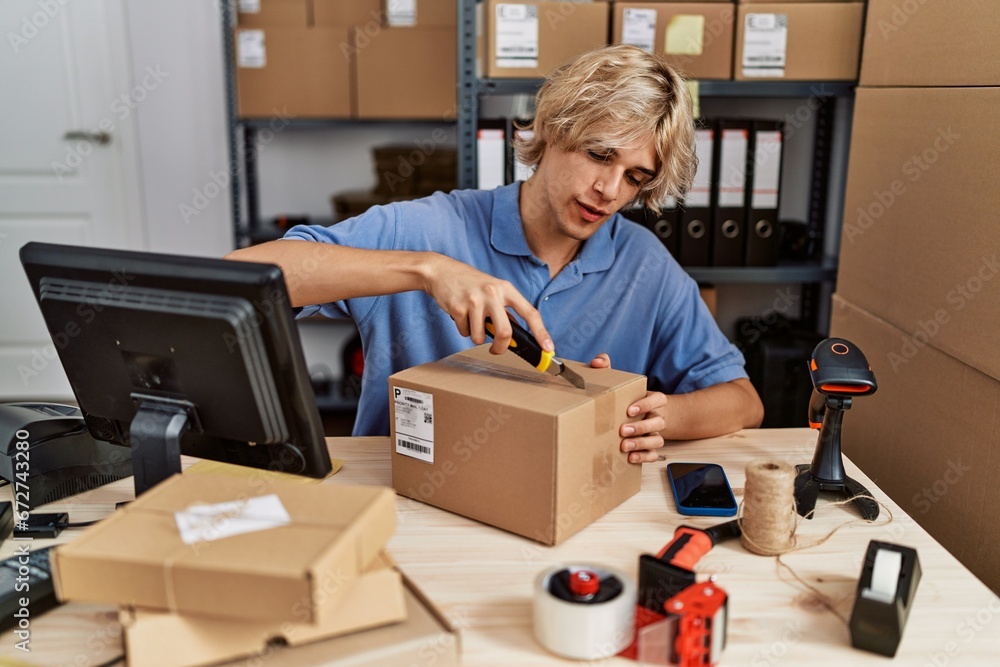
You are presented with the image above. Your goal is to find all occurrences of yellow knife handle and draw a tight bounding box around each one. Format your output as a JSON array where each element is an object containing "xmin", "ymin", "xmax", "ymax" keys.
[{"xmin": 484, "ymin": 317, "xmax": 551, "ymax": 372}]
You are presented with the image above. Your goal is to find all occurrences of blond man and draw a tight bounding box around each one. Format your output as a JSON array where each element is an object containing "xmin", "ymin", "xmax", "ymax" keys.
[{"xmin": 228, "ymin": 45, "xmax": 763, "ymax": 462}]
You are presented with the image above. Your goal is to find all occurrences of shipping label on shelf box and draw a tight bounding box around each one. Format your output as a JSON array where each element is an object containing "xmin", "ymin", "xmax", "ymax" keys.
[
  {"xmin": 386, "ymin": 0, "xmax": 417, "ymax": 26},
  {"xmin": 236, "ymin": 30, "xmax": 266, "ymax": 69},
  {"xmin": 495, "ymin": 3, "xmax": 539, "ymax": 68},
  {"xmin": 742, "ymin": 13, "xmax": 787, "ymax": 78},
  {"xmin": 622, "ymin": 7, "xmax": 656, "ymax": 53},
  {"xmin": 238, "ymin": 0, "xmax": 260, "ymax": 14}
]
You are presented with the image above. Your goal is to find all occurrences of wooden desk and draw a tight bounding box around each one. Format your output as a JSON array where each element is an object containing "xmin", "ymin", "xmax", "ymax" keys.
[{"xmin": 2, "ymin": 428, "xmax": 999, "ymax": 666}]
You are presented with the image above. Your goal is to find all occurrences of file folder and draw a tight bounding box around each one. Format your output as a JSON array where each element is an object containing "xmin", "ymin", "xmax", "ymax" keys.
[
  {"xmin": 476, "ymin": 119, "xmax": 506, "ymax": 190},
  {"xmin": 745, "ymin": 120, "xmax": 785, "ymax": 266},
  {"xmin": 621, "ymin": 196, "xmax": 679, "ymax": 258},
  {"xmin": 679, "ymin": 124, "xmax": 714, "ymax": 267},
  {"xmin": 712, "ymin": 120, "xmax": 750, "ymax": 266}
]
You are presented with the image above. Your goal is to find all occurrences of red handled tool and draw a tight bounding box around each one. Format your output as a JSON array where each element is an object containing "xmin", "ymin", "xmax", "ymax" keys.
[{"xmin": 621, "ymin": 520, "xmax": 740, "ymax": 665}]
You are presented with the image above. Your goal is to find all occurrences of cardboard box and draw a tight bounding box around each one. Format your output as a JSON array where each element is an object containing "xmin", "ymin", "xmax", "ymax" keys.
[
  {"xmin": 699, "ymin": 284, "xmax": 718, "ymax": 317},
  {"xmin": 829, "ymin": 294, "xmax": 1000, "ymax": 593},
  {"xmin": 313, "ymin": 0, "xmax": 383, "ymax": 27},
  {"xmin": 52, "ymin": 473, "xmax": 396, "ymax": 623},
  {"xmin": 612, "ymin": 3, "xmax": 735, "ymax": 80},
  {"xmin": 836, "ymin": 87, "xmax": 1000, "ymax": 380},
  {"xmin": 209, "ymin": 573, "xmax": 460, "ymax": 667},
  {"xmin": 237, "ymin": 0, "xmax": 310, "ymax": 28},
  {"xmin": 860, "ymin": 0, "xmax": 1000, "ymax": 87},
  {"xmin": 354, "ymin": 26, "xmax": 457, "ymax": 119},
  {"xmin": 483, "ymin": 1, "xmax": 611, "ymax": 78},
  {"xmin": 389, "ymin": 345, "xmax": 645, "ymax": 545},
  {"xmin": 121, "ymin": 553, "xmax": 407, "ymax": 667},
  {"xmin": 735, "ymin": 3, "xmax": 864, "ymax": 80},
  {"xmin": 235, "ymin": 27, "xmax": 352, "ymax": 118}
]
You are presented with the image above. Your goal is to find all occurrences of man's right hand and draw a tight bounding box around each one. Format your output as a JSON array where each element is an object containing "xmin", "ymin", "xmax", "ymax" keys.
[{"xmin": 422, "ymin": 253, "xmax": 554, "ymax": 356}]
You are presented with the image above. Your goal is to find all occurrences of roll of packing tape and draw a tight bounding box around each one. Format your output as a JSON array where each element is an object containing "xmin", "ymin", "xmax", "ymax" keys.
[{"xmin": 533, "ymin": 563, "xmax": 636, "ymax": 661}]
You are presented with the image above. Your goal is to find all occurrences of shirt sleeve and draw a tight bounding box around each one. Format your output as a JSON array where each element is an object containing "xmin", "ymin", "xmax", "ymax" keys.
[
  {"xmin": 648, "ymin": 264, "xmax": 749, "ymax": 395},
  {"xmin": 281, "ymin": 204, "xmax": 399, "ymax": 325}
]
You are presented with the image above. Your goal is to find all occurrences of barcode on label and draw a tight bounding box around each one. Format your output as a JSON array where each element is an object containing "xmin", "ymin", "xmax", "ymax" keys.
[
  {"xmin": 398, "ymin": 439, "xmax": 430, "ymax": 454},
  {"xmin": 405, "ymin": 396, "xmax": 424, "ymax": 404}
]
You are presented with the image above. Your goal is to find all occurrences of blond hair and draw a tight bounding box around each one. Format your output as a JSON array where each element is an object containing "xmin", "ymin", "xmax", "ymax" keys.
[{"xmin": 514, "ymin": 45, "xmax": 696, "ymax": 212}]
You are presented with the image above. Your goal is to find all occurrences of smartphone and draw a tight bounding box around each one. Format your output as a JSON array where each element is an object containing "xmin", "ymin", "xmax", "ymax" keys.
[{"xmin": 666, "ymin": 462, "xmax": 737, "ymax": 517}]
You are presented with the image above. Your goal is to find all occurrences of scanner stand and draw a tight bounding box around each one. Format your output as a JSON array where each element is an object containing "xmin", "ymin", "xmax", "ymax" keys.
[
  {"xmin": 794, "ymin": 396, "xmax": 879, "ymax": 521},
  {"xmin": 130, "ymin": 395, "xmax": 200, "ymax": 497}
]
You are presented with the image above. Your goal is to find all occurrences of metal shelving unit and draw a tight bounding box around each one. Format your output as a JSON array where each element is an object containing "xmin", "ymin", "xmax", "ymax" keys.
[{"xmin": 456, "ymin": 0, "xmax": 854, "ymax": 328}]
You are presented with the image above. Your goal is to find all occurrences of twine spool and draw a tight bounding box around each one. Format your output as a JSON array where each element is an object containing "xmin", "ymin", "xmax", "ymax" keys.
[{"xmin": 741, "ymin": 459, "xmax": 797, "ymax": 556}]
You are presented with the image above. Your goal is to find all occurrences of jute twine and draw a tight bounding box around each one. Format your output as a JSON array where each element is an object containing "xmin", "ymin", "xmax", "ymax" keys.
[{"xmin": 736, "ymin": 458, "xmax": 895, "ymax": 625}]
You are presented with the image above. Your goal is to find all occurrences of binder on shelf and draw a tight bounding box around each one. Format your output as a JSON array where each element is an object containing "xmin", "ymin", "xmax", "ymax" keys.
[
  {"xmin": 509, "ymin": 119, "xmax": 535, "ymax": 183},
  {"xmin": 745, "ymin": 120, "xmax": 785, "ymax": 267},
  {"xmin": 712, "ymin": 120, "xmax": 750, "ymax": 267},
  {"xmin": 678, "ymin": 124, "xmax": 714, "ymax": 267},
  {"xmin": 477, "ymin": 119, "xmax": 506, "ymax": 190},
  {"xmin": 620, "ymin": 196, "xmax": 679, "ymax": 258}
]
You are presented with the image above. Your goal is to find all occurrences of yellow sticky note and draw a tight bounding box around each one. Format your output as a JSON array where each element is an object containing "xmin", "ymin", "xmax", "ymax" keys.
[
  {"xmin": 665, "ymin": 15, "xmax": 705, "ymax": 56},
  {"xmin": 686, "ymin": 80, "xmax": 701, "ymax": 120}
]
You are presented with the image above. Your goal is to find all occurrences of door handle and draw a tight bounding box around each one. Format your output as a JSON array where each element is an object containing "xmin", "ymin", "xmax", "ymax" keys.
[{"xmin": 63, "ymin": 130, "xmax": 112, "ymax": 145}]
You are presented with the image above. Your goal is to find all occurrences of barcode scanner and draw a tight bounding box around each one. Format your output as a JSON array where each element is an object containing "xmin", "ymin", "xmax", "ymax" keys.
[{"xmin": 794, "ymin": 338, "xmax": 880, "ymax": 521}]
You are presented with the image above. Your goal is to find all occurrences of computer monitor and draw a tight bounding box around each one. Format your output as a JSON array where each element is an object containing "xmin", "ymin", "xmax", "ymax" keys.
[{"xmin": 19, "ymin": 242, "xmax": 332, "ymax": 496}]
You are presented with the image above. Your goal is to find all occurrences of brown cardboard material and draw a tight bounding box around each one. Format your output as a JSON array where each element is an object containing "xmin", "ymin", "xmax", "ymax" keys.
[
  {"xmin": 313, "ymin": 0, "xmax": 383, "ymax": 27},
  {"xmin": 354, "ymin": 26, "xmax": 457, "ymax": 119},
  {"xmin": 699, "ymin": 285, "xmax": 718, "ymax": 318},
  {"xmin": 52, "ymin": 473, "xmax": 396, "ymax": 624},
  {"xmin": 381, "ymin": 0, "xmax": 458, "ymax": 27},
  {"xmin": 237, "ymin": 0, "xmax": 310, "ymax": 27},
  {"xmin": 860, "ymin": 0, "xmax": 1000, "ymax": 87},
  {"xmin": 389, "ymin": 345, "xmax": 645, "ymax": 545},
  {"xmin": 483, "ymin": 1, "xmax": 611, "ymax": 78},
  {"xmin": 235, "ymin": 27, "xmax": 352, "ymax": 118},
  {"xmin": 612, "ymin": 3, "xmax": 735, "ymax": 80},
  {"xmin": 829, "ymin": 295, "xmax": 1000, "ymax": 593},
  {"xmin": 734, "ymin": 3, "xmax": 864, "ymax": 81},
  {"xmin": 836, "ymin": 87, "xmax": 1000, "ymax": 381},
  {"xmin": 211, "ymin": 572, "xmax": 459, "ymax": 667},
  {"xmin": 121, "ymin": 553, "xmax": 407, "ymax": 667}
]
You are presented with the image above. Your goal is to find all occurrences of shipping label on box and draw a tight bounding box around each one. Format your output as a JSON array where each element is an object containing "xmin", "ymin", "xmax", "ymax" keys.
[
  {"xmin": 389, "ymin": 345, "xmax": 645, "ymax": 545},
  {"xmin": 741, "ymin": 12, "xmax": 787, "ymax": 78},
  {"xmin": 494, "ymin": 3, "xmax": 540, "ymax": 68}
]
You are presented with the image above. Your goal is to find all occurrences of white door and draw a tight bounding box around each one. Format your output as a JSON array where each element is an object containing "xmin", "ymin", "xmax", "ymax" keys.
[{"xmin": 0, "ymin": 0, "xmax": 144, "ymax": 399}]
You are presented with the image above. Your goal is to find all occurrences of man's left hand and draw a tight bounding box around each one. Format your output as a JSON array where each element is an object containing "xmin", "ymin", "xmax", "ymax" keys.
[{"xmin": 590, "ymin": 354, "xmax": 666, "ymax": 464}]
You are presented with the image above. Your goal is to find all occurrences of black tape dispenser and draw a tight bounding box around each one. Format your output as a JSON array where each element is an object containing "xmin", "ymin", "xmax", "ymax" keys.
[
  {"xmin": 850, "ymin": 540, "xmax": 922, "ymax": 657},
  {"xmin": 794, "ymin": 338, "xmax": 880, "ymax": 520}
]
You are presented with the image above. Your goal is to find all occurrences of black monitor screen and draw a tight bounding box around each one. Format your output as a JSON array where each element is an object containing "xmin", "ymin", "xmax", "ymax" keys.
[{"xmin": 20, "ymin": 242, "xmax": 332, "ymax": 494}]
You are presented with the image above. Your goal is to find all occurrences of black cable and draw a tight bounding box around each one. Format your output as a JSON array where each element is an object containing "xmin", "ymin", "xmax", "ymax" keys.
[{"xmin": 60, "ymin": 519, "xmax": 102, "ymax": 528}]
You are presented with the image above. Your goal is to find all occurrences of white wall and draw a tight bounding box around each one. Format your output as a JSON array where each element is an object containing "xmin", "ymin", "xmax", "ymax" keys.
[{"xmin": 124, "ymin": 0, "xmax": 233, "ymax": 256}]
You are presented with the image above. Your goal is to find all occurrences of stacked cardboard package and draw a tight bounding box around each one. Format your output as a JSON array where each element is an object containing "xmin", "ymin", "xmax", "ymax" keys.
[
  {"xmin": 830, "ymin": 1, "xmax": 1000, "ymax": 592},
  {"xmin": 52, "ymin": 470, "xmax": 458, "ymax": 666}
]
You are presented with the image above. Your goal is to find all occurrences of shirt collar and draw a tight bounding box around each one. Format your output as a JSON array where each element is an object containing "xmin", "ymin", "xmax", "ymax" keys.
[{"xmin": 490, "ymin": 182, "xmax": 617, "ymax": 274}]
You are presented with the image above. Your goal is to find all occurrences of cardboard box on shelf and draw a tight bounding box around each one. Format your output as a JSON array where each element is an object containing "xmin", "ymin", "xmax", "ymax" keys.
[
  {"xmin": 836, "ymin": 86, "xmax": 1000, "ymax": 380},
  {"xmin": 313, "ymin": 0, "xmax": 383, "ymax": 27},
  {"xmin": 121, "ymin": 553, "xmax": 407, "ymax": 667},
  {"xmin": 482, "ymin": 1, "xmax": 611, "ymax": 78},
  {"xmin": 860, "ymin": 0, "xmax": 1000, "ymax": 87},
  {"xmin": 734, "ymin": 3, "xmax": 864, "ymax": 81},
  {"xmin": 234, "ymin": 27, "xmax": 352, "ymax": 118},
  {"xmin": 612, "ymin": 2, "xmax": 735, "ymax": 80},
  {"xmin": 389, "ymin": 344, "xmax": 646, "ymax": 545},
  {"xmin": 237, "ymin": 0, "xmax": 310, "ymax": 28},
  {"xmin": 353, "ymin": 26, "xmax": 457, "ymax": 119},
  {"xmin": 829, "ymin": 294, "xmax": 1000, "ymax": 593},
  {"xmin": 52, "ymin": 473, "xmax": 396, "ymax": 624}
]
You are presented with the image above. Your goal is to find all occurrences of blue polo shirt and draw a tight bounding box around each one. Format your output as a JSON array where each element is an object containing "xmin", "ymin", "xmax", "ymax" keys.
[{"xmin": 285, "ymin": 183, "xmax": 747, "ymax": 436}]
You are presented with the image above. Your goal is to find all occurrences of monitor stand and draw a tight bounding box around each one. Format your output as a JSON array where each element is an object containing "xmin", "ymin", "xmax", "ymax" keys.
[{"xmin": 129, "ymin": 395, "xmax": 200, "ymax": 496}]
